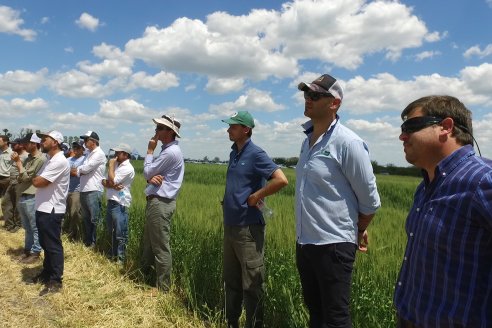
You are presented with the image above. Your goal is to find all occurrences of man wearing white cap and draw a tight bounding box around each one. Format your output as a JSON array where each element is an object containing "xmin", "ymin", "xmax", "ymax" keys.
[
  {"xmin": 72, "ymin": 131, "xmax": 106, "ymax": 247},
  {"xmin": 141, "ymin": 114, "xmax": 184, "ymax": 292},
  {"xmin": 102, "ymin": 143, "xmax": 135, "ymax": 263},
  {"xmin": 31, "ymin": 130, "xmax": 70, "ymax": 296},
  {"xmin": 14, "ymin": 133, "xmax": 46, "ymax": 264},
  {"xmin": 295, "ymin": 74, "xmax": 381, "ymax": 327}
]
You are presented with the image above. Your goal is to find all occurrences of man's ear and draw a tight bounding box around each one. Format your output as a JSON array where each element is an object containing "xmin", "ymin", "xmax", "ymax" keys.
[{"xmin": 440, "ymin": 117, "xmax": 454, "ymax": 136}]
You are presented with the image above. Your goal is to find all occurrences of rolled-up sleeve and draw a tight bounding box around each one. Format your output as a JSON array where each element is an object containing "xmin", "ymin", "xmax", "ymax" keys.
[{"xmin": 342, "ymin": 140, "xmax": 381, "ymax": 215}]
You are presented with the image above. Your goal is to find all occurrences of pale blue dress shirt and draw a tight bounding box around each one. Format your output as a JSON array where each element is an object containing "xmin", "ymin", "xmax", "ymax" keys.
[{"xmin": 295, "ymin": 117, "xmax": 381, "ymax": 245}]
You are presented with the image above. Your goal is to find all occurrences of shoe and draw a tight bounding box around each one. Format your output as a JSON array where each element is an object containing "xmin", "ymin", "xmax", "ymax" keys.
[
  {"xmin": 20, "ymin": 252, "xmax": 41, "ymax": 264},
  {"xmin": 39, "ymin": 280, "xmax": 62, "ymax": 296},
  {"xmin": 27, "ymin": 272, "xmax": 49, "ymax": 285},
  {"xmin": 16, "ymin": 250, "xmax": 31, "ymax": 262}
]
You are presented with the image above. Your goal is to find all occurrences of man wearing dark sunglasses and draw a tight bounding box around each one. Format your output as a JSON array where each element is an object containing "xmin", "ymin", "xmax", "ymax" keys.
[
  {"xmin": 141, "ymin": 114, "xmax": 184, "ymax": 293},
  {"xmin": 295, "ymin": 74, "xmax": 381, "ymax": 328},
  {"xmin": 394, "ymin": 95, "xmax": 492, "ymax": 328}
]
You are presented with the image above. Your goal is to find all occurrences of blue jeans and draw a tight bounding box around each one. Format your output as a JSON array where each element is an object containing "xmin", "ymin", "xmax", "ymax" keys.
[
  {"xmin": 19, "ymin": 194, "xmax": 41, "ymax": 253},
  {"xmin": 36, "ymin": 210, "xmax": 64, "ymax": 283},
  {"xmin": 105, "ymin": 200, "xmax": 128, "ymax": 261},
  {"xmin": 80, "ymin": 191, "xmax": 102, "ymax": 246}
]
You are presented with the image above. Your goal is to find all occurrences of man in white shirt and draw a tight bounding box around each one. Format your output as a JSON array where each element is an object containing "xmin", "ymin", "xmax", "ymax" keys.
[
  {"xmin": 102, "ymin": 143, "xmax": 135, "ymax": 263},
  {"xmin": 31, "ymin": 130, "xmax": 70, "ymax": 296},
  {"xmin": 72, "ymin": 131, "xmax": 106, "ymax": 247}
]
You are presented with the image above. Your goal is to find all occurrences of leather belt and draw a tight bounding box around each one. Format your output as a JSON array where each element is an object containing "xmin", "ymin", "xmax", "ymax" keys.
[{"xmin": 146, "ymin": 194, "xmax": 169, "ymax": 201}]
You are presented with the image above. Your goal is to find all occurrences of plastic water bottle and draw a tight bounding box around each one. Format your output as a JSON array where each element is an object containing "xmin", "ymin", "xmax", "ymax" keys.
[
  {"xmin": 118, "ymin": 190, "xmax": 125, "ymax": 203},
  {"xmin": 257, "ymin": 199, "xmax": 273, "ymax": 219}
]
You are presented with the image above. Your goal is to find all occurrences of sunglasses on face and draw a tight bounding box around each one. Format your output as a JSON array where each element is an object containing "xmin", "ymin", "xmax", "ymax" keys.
[
  {"xmin": 400, "ymin": 116, "xmax": 443, "ymax": 134},
  {"xmin": 303, "ymin": 91, "xmax": 334, "ymax": 102},
  {"xmin": 155, "ymin": 125, "xmax": 172, "ymax": 132}
]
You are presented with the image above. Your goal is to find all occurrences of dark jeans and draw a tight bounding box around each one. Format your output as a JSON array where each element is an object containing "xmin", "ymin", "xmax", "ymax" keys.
[
  {"xmin": 36, "ymin": 210, "xmax": 64, "ymax": 283},
  {"xmin": 80, "ymin": 190, "xmax": 102, "ymax": 246},
  {"xmin": 396, "ymin": 314, "xmax": 420, "ymax": 328},
  {"xmin": 296, "ymin": 242, "xmax": 357, "ymax": 328}
]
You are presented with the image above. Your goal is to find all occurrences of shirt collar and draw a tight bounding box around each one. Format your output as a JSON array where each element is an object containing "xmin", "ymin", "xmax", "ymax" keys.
[
  {"xmin": 161, "ymin": 140, "xmax": 179, "ymax": 150},
  {"xmin": 232, "ymin": 138, "xmax": 251, "ymax": 152},
  {"xmin": 301, "ymin": 115, "xmax": 339, "ymax": 136},
  {"xmin": 423, "ymin": 144, "xmax": 475, "ymax": 184}
]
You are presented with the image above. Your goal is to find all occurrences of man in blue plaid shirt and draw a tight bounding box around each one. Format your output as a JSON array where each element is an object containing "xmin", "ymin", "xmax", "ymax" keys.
[{"xmin": 394, "ymin": 95, "xmax": 492, "ymax": 327}]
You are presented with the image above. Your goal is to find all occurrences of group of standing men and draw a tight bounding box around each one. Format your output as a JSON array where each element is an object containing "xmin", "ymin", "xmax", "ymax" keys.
[
  {"xmin": 2, "ymin": 72, "xmax": 490, "ymax": 326},
  {"xmin": 0, "ymin": 129, "xmax": 136, "ymax": 295},
  {"xmin": 220, "ymin": 73, "xmax": 491, "ymax": 328}
]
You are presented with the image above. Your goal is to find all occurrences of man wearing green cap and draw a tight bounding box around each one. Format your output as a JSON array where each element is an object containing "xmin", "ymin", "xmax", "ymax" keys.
[{"xmin": 221, "ymin": 111, "xmax": 288, "ymax": 328}]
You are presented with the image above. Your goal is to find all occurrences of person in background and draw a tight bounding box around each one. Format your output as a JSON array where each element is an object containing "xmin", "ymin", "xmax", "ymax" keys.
[
  {"xmin": 142, "ymin": 114, "xmax": 184, "ymax": 292},
  {"xmin": 0, "ymin": 135, "xmax": 12, "ymax": 199},
  {"xmin": 394, "ymin": 95, "xmax": 492, "ymax": 327},
  {"xmin": 72, "ymin": 131, "xmax": 106, "ymax": 248},
  {"xmin": 102, "ymin": 143, "xmax": 135, "ymax": 263},
  {"xmin": 31, "ymin": 130, "xmax": 70, "ymax": 296},
  {"xmin": 3, "ymin": 137, "xmax": 27, "ymax": 232},
  {"xmin": 64, "ymin": 140, "xmax": 86, "ymax": 241},
  {"xmin": 221, "ymin": 111, "xmax": 288, "ymax": 328},
  {"xmin": 295, "ymin": 74, "xmax": 381, "ymax": 328},
  {"xmin": 14, "ymin": 133, "xmax": 46, "ymax": 264}
]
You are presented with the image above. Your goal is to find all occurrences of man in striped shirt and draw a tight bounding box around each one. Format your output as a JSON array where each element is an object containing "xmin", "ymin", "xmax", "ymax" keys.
[{"xmin": 394, "ymin": 95, "xmax": 492, "ymax": 327}]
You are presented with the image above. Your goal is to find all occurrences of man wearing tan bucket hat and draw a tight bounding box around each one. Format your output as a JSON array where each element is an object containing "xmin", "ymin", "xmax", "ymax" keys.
[{"xmin": 141, "ymin": 114, "xmax": 184, "ymax": 292}]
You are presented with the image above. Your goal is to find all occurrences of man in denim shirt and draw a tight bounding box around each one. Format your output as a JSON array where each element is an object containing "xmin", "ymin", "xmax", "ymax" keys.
[{"xmin": 295, "ymin": 74, "xmax": 381, "ymax": 328}]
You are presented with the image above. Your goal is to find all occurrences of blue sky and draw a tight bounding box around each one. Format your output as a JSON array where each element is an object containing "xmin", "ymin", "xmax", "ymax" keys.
[{"xmin": 1, "ymin": 0, "xmax": 492, "ymax": 166}]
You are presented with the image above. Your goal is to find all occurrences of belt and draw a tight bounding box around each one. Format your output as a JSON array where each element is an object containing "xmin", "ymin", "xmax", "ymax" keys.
[
  {"xmin": 0, "ymin": 176, "xmax": 9, "ymax": 180},
  {"xmin": 20, "ymin": 194, "xmax": 35, "ymax": 198},
  {"xmin": 146, "ymin": 194, "xmax": 170, "ymax": 201}
]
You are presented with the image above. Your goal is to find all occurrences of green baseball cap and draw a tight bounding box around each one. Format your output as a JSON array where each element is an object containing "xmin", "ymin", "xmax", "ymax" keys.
[{"xmin": 221, "ymin": 111, "xmax": 255, "ymax": 128}]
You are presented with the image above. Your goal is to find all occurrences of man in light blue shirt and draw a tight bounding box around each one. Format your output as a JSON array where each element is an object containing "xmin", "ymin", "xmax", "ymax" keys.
[
  {"xmin": 142, "ymin": 114, "xmax": 184, "ymax": 292},
  {"xmin": 295, "ymin": 74, "xmax": 381, "ymax": 328}
]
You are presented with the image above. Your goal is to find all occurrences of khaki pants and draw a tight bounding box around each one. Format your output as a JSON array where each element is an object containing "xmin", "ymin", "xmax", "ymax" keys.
[
  {"xmin": 63, "ymin": 192, "xmax": 83, "ymax": 241},
  {"xmin": 141, "ymin": 197, "xmax": 176, "ymax": 291},
  {"xmin": 223, "ymin": 224, "xmax": 265, "ymax": 328},
  {"xmin": 2, "ymin": 183, "xmax": 21, "ymax": 229}
]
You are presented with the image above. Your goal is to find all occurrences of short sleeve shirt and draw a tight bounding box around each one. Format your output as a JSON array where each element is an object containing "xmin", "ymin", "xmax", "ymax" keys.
[
  {"xmin": 223, "ymin": 139, "xmax": 278, "ymax": 226},
  {"xmin": 35, "ymin": 151, "xmax": 70, "ymax": 214}
]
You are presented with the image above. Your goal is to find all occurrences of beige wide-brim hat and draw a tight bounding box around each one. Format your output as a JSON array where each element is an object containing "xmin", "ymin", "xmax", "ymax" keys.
[
  {"xmin": 152, "ymin": 114, "xmax": 181, "ymax": 138},
  {"xmin": 110, "ymin": 143, "xmax": 132, "ymax": 155}
]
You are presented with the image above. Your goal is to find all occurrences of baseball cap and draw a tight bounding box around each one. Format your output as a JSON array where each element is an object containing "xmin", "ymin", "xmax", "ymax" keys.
[
  {"xmin": 30, "ymin": 133, "xmax": 42, "ymax": 143},
  {"xmin": 71, "ymin": 140, "xmax": 84, "ymax": 148},
  {"xmin": 38, "ymin": 130, "xmax": 64, "ymax": 144},
  {"xmin": 221, "ymin": 111, "xmax": 255, "ymax": 128},
  {"xmin": 152, "ymin": 114, "xmax": 181, "ymax": 138},
  {"xmin": 80, "ymin": 131, "xmax": 100, "ymax": 141},
  {"xmin": 61, "ymin": 142, "xmax": 70, "ymax": 156},
  {"xmin": 298, "ymin": 74, "xmax": 344, "ymax": 101},
  {"xmin": 110, "ymin": 143, "xmax": 132, "ymax": 155}
]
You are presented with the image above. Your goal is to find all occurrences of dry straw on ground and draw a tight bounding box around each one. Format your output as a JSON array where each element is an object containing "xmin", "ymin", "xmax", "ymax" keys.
[{"xmin": 0, "ymin": 227, "xmax": 209, "ymax": 328}]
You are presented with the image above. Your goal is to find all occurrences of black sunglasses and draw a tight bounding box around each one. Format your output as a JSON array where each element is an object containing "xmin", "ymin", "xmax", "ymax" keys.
[
  {"xmin": 155, "ymin": 125, "xmax": 172, "ymax": 131},
  {"xmin": 303, "ymin": 91, "xmax": 334, "ymax": 102},
  {"xmin": 401, "ymin": 116, "xmax": 443, "ymax": 134}
]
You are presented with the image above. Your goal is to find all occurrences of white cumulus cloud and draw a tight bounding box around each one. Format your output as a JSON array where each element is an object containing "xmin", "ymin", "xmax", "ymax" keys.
[
  {"xmin": 0, "ymin": 5, "xmax": 37, "ymax": 41},
  {"xmin": 75, "ymin": 12, "xmax": 100, "ymax": 32}
]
